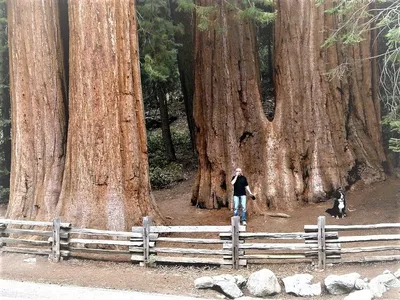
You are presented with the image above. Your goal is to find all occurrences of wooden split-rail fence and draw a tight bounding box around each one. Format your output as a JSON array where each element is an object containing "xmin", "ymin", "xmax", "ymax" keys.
[{"xmin": 0, "ymin": 216, "xmax": 399, "ymax": 270}]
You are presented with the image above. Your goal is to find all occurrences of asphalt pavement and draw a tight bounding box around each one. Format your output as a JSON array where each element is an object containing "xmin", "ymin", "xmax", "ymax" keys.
[{"xmin": 0, "ymin": 279, "xmax": 209, "ymax": 300}]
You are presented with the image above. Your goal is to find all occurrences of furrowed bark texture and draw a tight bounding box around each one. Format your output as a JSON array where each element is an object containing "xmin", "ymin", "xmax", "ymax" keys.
[
  {"xmin": 7, "ymin": 0, "xmax": 67, "ymax": 220},
  {"xmin": 192, "ymin": 0, "xmax": 386, "ymax": 211},
  {"xmin": 57, "ymin": 0, "xmax": 163, "ymax": 230}
]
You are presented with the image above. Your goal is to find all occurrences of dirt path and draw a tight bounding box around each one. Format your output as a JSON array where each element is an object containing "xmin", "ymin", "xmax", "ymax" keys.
[
  {"xmin": 155, "ymin": 174, "xmax": 400, "ymax": 232},
  {"xmin": 1, "ymin": 175, "xmax": 400, "ymax": 299}
]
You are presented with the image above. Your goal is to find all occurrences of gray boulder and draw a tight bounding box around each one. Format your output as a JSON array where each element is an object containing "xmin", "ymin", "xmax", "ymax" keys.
[
  {"xmin": 214, "ymin": 280, "xmax": 243, "ymax": 299},
  {"xmin": 394, "ymin": 269, "xmax": 400, "ymax": 279},
  {"xmin": 246, "ymin": 269, "xmax": 281, "ymax": 297},
  {"xmin": 282, "ymin": 274, "xmax": 321, "ymax": 297},
  {"xmin": 194, "ymin": 274, "xmax": 244, "ymax": 299},
  {"xmin": 354, "ymin": 278, "xmax": 369, "ymax": 290},
  {"xmin": 368, "ymin": 280, "xmax": 387, "ymax": 298},
  {"xmin": 213, "ymin": 274, "xmax": 243, "ymax": 299},
  {"xmin": 324, "ymin": 273, "xmax": 360, "ymax": 295},
  {"xmin": 370, "ymin": 273, "xmax": 400, "ymax": 289},
  {"xmin": 344, "ymin": 289, "xmax": 374, "ymax": 300},
  {"xmin": 234, "ymin": 275, "xmax": 247, "ymax": 288},
  {"xmin": 194, "ymin": 276, "xmax": 214, "ymax": 289}
]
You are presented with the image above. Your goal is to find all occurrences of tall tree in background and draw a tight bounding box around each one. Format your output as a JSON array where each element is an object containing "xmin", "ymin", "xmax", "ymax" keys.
[
  {"xmin": 170, "ymin": 0, "xmax": 196, "ymax": 151},
  {"xmin": 138, "ymin": 0, "xmax": 179, "ymax": 162},
  {"xmin": 56, "ymin": 0, "xmax": 163, "ymax": 229},
  {"xmin": 6, "ymin": 0, "xmax": 67, "ymax": 220},
  {"xmin": 192, "ymin": 0, "xmax": 386, "ymax": 211},
  {"xmin": 0, "ymin": 0, "xmax": 10, "ymax": 202}
]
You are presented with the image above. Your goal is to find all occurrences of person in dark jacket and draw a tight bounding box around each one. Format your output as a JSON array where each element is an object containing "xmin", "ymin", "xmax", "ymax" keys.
[{"xmin": 231, "ymin": 168, "xmax": 255, "ymax": 225}]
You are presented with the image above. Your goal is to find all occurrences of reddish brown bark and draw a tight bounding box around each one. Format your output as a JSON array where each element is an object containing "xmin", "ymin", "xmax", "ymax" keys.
[
  {"xmin": 7, "ymin": 0, "xmax": 67, "ymax": 220},
  {"xmin": 192, "ymin": 0, "xmax": 386, "ymax": 212},
  {"xmin": 56, "ymin": 0, "xmax": 163, "ymax": 230}
]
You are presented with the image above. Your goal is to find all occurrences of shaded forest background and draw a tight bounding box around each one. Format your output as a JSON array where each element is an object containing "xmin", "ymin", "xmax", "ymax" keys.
[{"xmin": 0, "ymin": 0, "xmax": 399, "ymax": 229}]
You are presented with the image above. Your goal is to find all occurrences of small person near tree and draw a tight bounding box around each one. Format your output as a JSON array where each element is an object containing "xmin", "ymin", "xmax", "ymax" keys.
[{"xmin": 231, "ymin": 167, "xmax": 255, "ymax": 226}]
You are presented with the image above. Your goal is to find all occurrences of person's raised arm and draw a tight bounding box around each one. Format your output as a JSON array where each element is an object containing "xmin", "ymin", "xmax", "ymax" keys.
[
  {"xmin": 246, "ymin": 185, "xmax": 253, "ymax": 195},
  {"xmin": 231, "ymin": 174, "xmax": 238, "ymax": 185}
]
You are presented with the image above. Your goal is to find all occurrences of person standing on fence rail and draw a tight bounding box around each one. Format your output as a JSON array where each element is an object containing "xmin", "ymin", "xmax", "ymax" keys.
[{"xmin": 231, "ymin": 167, "xmax": 255, "ymax": 226}]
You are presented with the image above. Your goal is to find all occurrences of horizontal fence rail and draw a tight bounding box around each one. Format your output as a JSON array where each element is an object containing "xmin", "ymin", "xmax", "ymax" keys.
[
  {"xmin": 1, "ymin": 217, "xmax": 399, "ymax": 269},
  {"xmin": 305, "ymin": 220, "xmax": 400, "ymax": 266}
]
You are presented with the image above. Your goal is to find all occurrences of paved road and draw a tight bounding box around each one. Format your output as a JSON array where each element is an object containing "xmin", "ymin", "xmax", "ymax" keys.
[{"xmin": 0, "ymin": 279, "xmax": 209, "ymax": 300}]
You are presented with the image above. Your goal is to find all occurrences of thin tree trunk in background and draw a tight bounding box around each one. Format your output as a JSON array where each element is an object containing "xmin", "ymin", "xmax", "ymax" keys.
[
  {"xmin": 157, "ymin": 85, "xmax": 176, "ymax": 161},
  {"xmin": 57, "ymin": 0, "xmax": 163, "ymax": 230},
  {"xmin": 192, "ymin": 0, "xmax": 386, "ymax": 211},
  {"xmin": 266, "ymin": 24, "xmax": 273, "ymax": 81},
  {"xmin": 7, "ymin": 0, "xmax": 67, "ymax": 220},
  {"xmin": 0, "ymin": 74, "xmax": 10, "ymax": 191},
  {"xmin": 169, "ymin": 0, "xmax": 196, "ymax": 152},
  {"xmin": 0, "ymin": 1, "xmax": 10, "ymax": 196}
]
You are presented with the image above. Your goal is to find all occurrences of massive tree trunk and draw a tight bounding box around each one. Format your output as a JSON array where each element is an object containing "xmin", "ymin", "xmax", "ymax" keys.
[
  {"xmin": 6, "ymin": 0, "xmax": 67, "ymax": 220},
  {"xmin": 56, "ymin": 0, "xmax": 163, "ymax": 230},
  {"xmin": 192, "ymin": 0, "xmax": 386, "ymax": 211},
  {"xmin": 169, "ymin": 0, "xmax": 196, "ymax": 151}
]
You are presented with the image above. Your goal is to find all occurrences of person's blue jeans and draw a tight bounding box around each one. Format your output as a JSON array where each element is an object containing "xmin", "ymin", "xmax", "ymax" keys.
[{"xmin": 233, "ymin": 195, "xmax": 247, "ymax": 222}]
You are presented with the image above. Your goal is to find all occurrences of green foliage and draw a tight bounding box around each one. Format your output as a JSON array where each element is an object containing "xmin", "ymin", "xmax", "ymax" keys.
[
  {"xmin": 0, "ymin": 187, "xmax": 9, "ymax": 203},
  {"xmin": 175, "ymin": 0, "xmax": 196, "ymax": 13},
  {"xmin": 149, "ymin": 163, "xmax": 183, "ymax": 189},
  {"xmin": 137, "ymin": 0, "xmax": 180, "ymax": 85},
  {"xmin": 383, "ymin": 116, "xmax": 400, "ymax": 152},
  {"xmin": 147, "ymin": 129, "xmax": 194, "ymax": 189},
  {"xmin": 237, "ymin": 6, "xmax": 275, "ymax": 24},
  {"xmin": 176, "ymin": 0, "xmax": 274, "ymax": 31},
  {"xmin": 319, "ymin": 0, "xmax": 400, "ymax": 116},
  {"xmin": 0, "ymin": 0, "xmax": 9, "ymax": 203}
]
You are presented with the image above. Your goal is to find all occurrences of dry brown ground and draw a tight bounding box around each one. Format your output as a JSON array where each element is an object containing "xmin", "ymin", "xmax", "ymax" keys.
[{"xmin": 1, "ymin": 175, "xmax": 399, "ymax": 299}]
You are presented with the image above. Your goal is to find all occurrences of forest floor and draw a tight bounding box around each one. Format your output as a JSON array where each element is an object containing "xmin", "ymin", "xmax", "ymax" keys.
[{"xmin": 1, "ymin": 174, "xmax": 399, "ymax": 299}]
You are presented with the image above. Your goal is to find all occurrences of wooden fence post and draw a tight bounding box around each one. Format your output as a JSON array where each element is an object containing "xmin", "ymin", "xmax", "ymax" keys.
[
  {"xmin": 0, "ymin": 223, "xmax": 6, "ymax": 247},
  {"xmin": 231, "ymin": 216, "xmax": 240, "ymax": 269},
  {"xmin": 51, "ymin": 217, "xmax": 61, "ymax": 262},
  {"xmin": 317, "ymin": 216, "xmax": 326, "ymax": 270},
  {"xmin": 142, "ymin": 216, "xmax": 152, "ymax": 267}
]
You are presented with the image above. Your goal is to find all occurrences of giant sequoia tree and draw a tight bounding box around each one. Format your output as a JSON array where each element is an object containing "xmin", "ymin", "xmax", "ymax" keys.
[
  {"xmin": 56, "ymin": 0, "xmax": 163, "ymax": 229},
  {"xmin": 7, "ymin": 0, "xmax": 67, "ymax": 220},
  {"xmin": 192, "ymin": 0, "xmax": 386, "ymax": 211}
]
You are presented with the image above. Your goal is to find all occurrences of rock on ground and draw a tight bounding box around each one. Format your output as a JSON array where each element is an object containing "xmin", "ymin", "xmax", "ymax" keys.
[
  {"xmin": 194, "ymin": 276, "xmax": 214, "ymax": 289},
  {"xmin": 234, "ymin": 275, "xmax": 247, "ymax": 288},
  {"xmin": 194, "ymin": 274, "xmax": 244, "ymax": 299},
  {"xmin": 370, "ymin": 272, "xmax": 400, "ymax": 289},
  {"xmin": 368, "ymin": 281, "xmax": 387, "ymax": 298},
  {"xmin": 324, "ymin": 273, "xmax": 360, "ymax": 295},
  {"xmin": 282, "ymin": 274, "xmax": 321, "ymax": 297},
  {"xmin": 214, "ymin": 279, "xmax": 243, "ymax": 299},
  {"xmin": 246, "ymin": 269, "xmax": 281, "ymax": 297},
  {"xmin": 344, "ymin": 289, "xmax": 374, "ymax": 300},
  {"xmin": 354, "ymin": 278, "xmax": 368, "ymax": 290}
]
